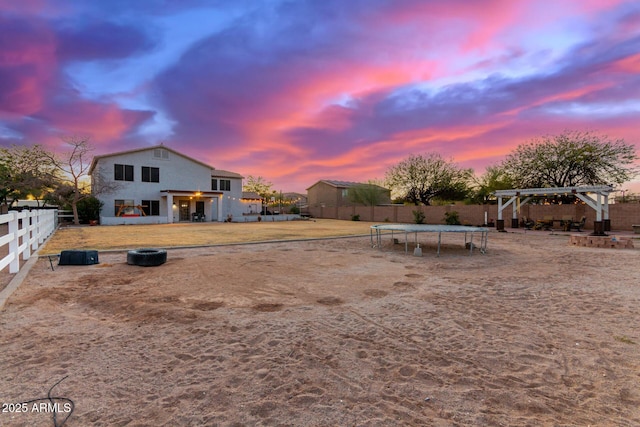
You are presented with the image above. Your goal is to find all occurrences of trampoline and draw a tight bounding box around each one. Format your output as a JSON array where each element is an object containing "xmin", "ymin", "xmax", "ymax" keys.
[{"xmin": 371, "ymin": 224, "xmax": 488, "ymax": 256}]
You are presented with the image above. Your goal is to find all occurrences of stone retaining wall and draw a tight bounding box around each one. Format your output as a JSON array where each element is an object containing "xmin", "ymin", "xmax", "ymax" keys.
[{"xmin": 569, "ymin": 235, "xmax": 635, "ymax": 249}]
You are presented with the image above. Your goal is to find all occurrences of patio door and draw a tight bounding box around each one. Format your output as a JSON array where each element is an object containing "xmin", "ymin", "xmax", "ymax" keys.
[
  {"xmin": 179, "ymin": 201, "xmax": 190, "ymax": 221},
  {"xmin": 195, "ymin": 201, "xmax": 205, "ymax": 216}
]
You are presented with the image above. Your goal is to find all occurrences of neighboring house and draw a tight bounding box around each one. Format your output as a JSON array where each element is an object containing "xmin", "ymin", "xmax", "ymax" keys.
[
  {"xmin": 306, "ymin": 180, "xmax": 391, "ymax": 208},
  {"xmin": 89, "ymin": 145, "xmax": 252, "ymax": 224},
  {"xmin": 283, "ymin": 192, "xmax": 307, "ymax": 212}
]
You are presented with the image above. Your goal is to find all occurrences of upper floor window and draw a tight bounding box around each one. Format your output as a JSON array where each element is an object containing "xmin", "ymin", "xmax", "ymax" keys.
[
  {"xmin": 154, "ymin": 148, "xmax": 169, "ymax": 159},
  {"xmin": 211, "ymin": 178, "xmax": 217, "ymax": 191},
  {"xmin": 220, "ymin": 179, "xmax": 231, "ymax": 191},
  {"xmin": 142, "ymin": 166, "xmax": 160, "ymax": 183},
  {"xmin": 114, "ymin": 164, "xmax": 134, "ymax": 181}
]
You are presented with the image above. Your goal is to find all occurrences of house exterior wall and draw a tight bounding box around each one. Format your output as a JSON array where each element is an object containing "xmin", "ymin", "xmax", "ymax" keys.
[
  {"xmin": 307, "ymin": 182, "xmax": 391, "ymax": 208},
  {"xmin": 307, "ymin": 182, "xmax": 341, "ymax": 207},
  {"xmin": 92, "ymin": 147, "xmax": 244, "ymax": 224}
]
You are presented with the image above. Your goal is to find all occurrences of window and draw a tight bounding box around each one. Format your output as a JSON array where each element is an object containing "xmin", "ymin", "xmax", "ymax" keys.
[
  {"xmin": 115, "ymin": 199, "xmax": 135, "ymax": 216},
  {"xmin": 154, "ymin": 148, "xmax": 169, "ymax": 159},
  {"xmin": 141, "ymin": 200, "xmax": 160, "ymax": 216},
  {"xmin": 220, "ymin": 179, "xmax": 231, "ymax": 191},
  {"xmin": 342, "ymin": 189, "xmax": 349, "ymax": 197},
  {"xmin": 211, "ymin": 178, "xmax": 217, "ymax": 191},
  {"xmin": 114, "ymin": 164, "xmax": 134, "ymax": 181},
  {"xmin": 142, "ymin": 166, "xmax": 160, "ymax": 183}
]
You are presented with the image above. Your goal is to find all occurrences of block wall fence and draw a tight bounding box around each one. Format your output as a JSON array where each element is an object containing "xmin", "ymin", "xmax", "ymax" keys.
[{"xmin": 308, "ymin": 204, "xmax": 640, "ymax": 231}]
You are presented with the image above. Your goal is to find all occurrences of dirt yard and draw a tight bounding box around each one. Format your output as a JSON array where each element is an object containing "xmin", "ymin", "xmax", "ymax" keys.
[{"xmin": 1, "ymin": 231, "xmax": 639, "ymax": 426}]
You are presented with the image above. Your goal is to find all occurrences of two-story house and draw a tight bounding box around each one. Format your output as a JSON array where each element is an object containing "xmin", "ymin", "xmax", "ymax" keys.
[
  {"xmin": 88, "ymin": 145, "xmax": 253, "ymax": 225},
  {"xmin": 307, "ymin": 180, "xmax": 391, "ymax": 208}
]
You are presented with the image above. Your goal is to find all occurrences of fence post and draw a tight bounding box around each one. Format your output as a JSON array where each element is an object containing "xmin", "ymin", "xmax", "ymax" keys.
[
  {"xmin": 8, "ymin": 212, "xmax": 19, "ymax": 273},
  {"xmin": 22, "ymin": 212, "xmax": 31, "ymax": 261},
  {"xmin": 31, "ymin": 211, "xmax": 39, "ymax": 251}
]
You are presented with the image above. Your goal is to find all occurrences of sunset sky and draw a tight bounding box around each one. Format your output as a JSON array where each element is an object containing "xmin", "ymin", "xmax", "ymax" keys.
[{"xmin": 1, "ymin": 0, "xmax": 639, "ymax": 193}]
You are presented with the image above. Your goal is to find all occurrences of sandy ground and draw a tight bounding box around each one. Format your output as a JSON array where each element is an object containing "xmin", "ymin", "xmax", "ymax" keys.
[{"xmin": 1, "ymin": 232, "xmax": 639, "ymax": 426}]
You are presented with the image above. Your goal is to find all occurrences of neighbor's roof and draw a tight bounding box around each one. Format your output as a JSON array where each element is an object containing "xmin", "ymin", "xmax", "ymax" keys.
[
  {"xmin": 307, "ymin": 180, "xmax": 388, "ymax": 190},
  {"xmin": 241, "ymin": 191, "xmax": 262, "ymax": 200},
  {"xmin": 88, "ymin": 144, "xmax": 243, "ymax": 178}
]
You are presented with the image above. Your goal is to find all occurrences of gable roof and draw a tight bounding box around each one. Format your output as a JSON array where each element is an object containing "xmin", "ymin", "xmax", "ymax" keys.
[
  {"xmin": 88, "ymin": 144, "xmax": 220, "ymax": 175},
  {"xmin": 212, "ymin": 169, "xmax": 243, "ymax": 179}
]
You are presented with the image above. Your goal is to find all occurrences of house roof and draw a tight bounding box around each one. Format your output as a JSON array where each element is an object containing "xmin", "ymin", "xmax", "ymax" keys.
[
  {"xmin": 307, "ymin": 180, "xmax": 388, "ymax": 191},
  {"xmin": 88, "ymin": 144, "xmax": 243, "ymax": 178},
  {"xmin": 241, "ymin": 191, "xmax": 262, "ymax": 200},
  {"xmin": 212, "ymin": 169, "xmax": 243, "ymax": 179}
]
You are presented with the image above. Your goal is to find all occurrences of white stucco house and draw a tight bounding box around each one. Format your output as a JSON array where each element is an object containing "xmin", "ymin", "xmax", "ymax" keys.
[{"xmin": 88, "ymin": 145, "xmax": 261, "ymax": 225}]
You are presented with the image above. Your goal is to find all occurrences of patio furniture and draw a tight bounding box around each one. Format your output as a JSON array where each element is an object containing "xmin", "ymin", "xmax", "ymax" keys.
[
  {"xmin": 568, "ymin": 216, "xmax": 586, "ymax": 232},
  {"xmin": 191, "ymin": 212, "xmax": 206, "ymax": 222},
  {"xmin": 522, "ymin": 217, "xmax": 534, "ymax": 230},
  {"xmin": 560, "ymin": 215, "xmax": 574, "ymax": 231},
  {"xmin": 534, "ymin": 215, "xmax": 554, "ymax": 230}
]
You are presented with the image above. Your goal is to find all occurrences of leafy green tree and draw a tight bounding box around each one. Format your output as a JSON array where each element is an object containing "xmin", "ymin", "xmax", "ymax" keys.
[
  {"xmin": 243, "ymin": 175, "xmax": 273, "ymax": 199},
  {"xmin": 470, "ymin": 165, "xmax": 515, "ymax": 204},
  {"xmin": 243, "ymin": 175, "xmax": 274, "ymax": 214},
  {"xmin": 0, "ymin": 144, "xmax": 58, "ymax": 206},
  {"xmin": 385, "ymin": 153, "xmax": 473, "ymax": 205},
  {"xmin": 348, "ymin": 182, "xmax": 388, "ymax": 206},
  {"xmin": 501, "ymin": 130, "xmax": 639, "ymax": 189}
]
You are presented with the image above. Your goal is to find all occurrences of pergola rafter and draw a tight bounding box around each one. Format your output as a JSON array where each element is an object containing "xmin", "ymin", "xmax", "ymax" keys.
[{"xmin": 493, "ymin": 185, "xmax": 614, "ymax": 235}]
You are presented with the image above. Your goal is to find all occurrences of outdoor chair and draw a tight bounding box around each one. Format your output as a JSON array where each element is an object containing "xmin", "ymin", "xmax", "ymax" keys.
[
  {"xmin": 560, "ymin": 215, "xmax": 573, "ymax": 232},
  {"xmin": 522, "ymin": 217, "xmax": 534, "ymax": 230},
  {"xmin": 534, "ymin": 215, "xmax": 554, "ymax": 230},
  {"xmin": 568, "ymin": 216, "xmax": 586, "ymax": 232}
]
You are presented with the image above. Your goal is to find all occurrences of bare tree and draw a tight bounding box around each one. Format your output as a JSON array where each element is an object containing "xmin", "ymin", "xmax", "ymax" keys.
[{"xmin": 46, "ymin": 136, "xmax": 118, "ymax": 225}]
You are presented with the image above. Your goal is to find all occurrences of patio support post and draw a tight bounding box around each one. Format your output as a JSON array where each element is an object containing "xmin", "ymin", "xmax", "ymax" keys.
[
  {"xmin": 496, "ymin": 197, "xmax": 505, "ymax": 231},
  {"xmin": 166, "ymin": 194, "xmax": 174, "ymax": 224},
  {"xmin": 592, "ymin": 192, "xmax": 606, "ymax": 236},
  {"xmin": 511, "ymin": 197, "xmax": 519, "ymax": 228},
  {"xmin": 603, "ymin": 193, "xmax": 611, "ymax": 231}
]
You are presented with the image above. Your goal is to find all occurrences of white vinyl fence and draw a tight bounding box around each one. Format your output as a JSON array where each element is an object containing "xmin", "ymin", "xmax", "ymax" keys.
[{"xmin": 0, "ymin": 210, "xmax": 57, "ymax": 274}]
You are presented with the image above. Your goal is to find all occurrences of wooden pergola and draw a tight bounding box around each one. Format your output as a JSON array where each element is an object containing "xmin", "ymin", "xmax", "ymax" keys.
[{"xmin": 493, "ymin": 185, "xmax": 615, "ymax": 235}]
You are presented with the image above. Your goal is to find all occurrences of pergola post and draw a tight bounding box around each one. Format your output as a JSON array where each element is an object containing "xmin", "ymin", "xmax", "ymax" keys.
[
  {"xmin": 496, "ymin": 196, "xmax": 505, "ymax": 231},
  {"xmin": 592, "ymin": 192, "xmax": 605, "ymax": 236},
  {"xmin": 603, "ymin": 194, "xmax": 611, "ymax": 231}
]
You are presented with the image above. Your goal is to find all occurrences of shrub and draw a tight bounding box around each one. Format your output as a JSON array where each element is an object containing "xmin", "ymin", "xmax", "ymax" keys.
[
  {"xmin": 351, "ymin": 214, "xmax": 360, "ymax": 221},
  {"xmin": 444, "ymin": 211, "xmax": 461, "ymax": 225},
  {"xmin": 412, "ymin": 210, "xmax": 425, "ymax": 224},
  {"xmin": 77, "ymin": 196, "xmax": 103, "ymax": 223},
  {"xmin": 289, "ymin": 205, "xmax": 300, "ymax": 214}
]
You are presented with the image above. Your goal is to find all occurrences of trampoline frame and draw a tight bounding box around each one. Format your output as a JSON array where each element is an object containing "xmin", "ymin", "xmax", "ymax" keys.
[{"xmin": 370, "ymin": 223, "xmax": 488, "ymax": 256}]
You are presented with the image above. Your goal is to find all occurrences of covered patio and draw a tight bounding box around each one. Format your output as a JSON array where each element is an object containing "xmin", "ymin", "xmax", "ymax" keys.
[
  {"xmin": 161, "ymin": 190, "xmax": 223, "ymax": 223},
  {"xmin": 494, "ymin": 185, "xmax": 614, "ymax": 236}
]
